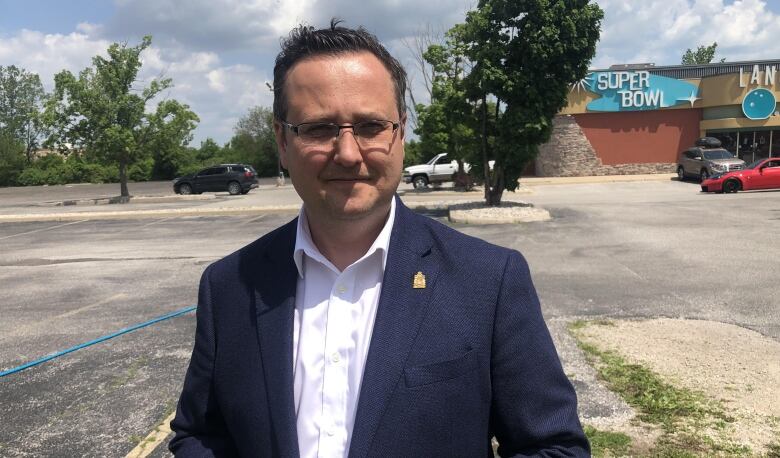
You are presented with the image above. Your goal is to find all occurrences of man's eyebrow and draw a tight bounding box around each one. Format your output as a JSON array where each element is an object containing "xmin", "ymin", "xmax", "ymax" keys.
[{"xmin": 297, "ymin": 112, "xmax": 396, "ymax": 123}]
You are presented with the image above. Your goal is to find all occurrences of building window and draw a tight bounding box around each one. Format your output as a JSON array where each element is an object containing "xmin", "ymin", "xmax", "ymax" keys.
[
  {"xmin": 706, "ymin": 132, "xmax": 738, "ymax": 156},
  {"xmin": 772, "ymin": 130, "xmax": 780, "ymax": 157}
]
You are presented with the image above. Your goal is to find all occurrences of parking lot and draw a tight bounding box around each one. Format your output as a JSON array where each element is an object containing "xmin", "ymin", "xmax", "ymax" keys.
[{"xmin": 0, "ymin": 178, "xmax": 778, "ymax": 456}]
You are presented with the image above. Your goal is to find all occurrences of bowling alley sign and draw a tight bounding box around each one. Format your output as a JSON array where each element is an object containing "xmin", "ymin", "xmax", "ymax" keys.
[
  {"xmin": 739, "ymin": 64, "xmax": 778, "ymax": 120},
  {"xmin": 575, "ymin": 71, "xmax": 701, "ymax": 112}
]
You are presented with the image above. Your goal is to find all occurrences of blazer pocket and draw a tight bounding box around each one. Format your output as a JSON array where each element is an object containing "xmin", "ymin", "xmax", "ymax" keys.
[{"xmin": 404, "ymin": 349, "xmax": 479, "ymax": 388}]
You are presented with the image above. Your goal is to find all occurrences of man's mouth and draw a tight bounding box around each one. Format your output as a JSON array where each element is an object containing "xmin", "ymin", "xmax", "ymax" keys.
[{"xmin": 326, "ymin": 177, "xmax": 370, "ymax": 182}]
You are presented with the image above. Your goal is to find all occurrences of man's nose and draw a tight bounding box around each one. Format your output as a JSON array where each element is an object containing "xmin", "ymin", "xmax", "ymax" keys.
[{"xmin": 332, "ymin": 129, "xmax": 363, "ymax": 167}]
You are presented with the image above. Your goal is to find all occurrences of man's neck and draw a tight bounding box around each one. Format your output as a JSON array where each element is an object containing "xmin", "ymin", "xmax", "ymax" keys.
[{"xmin": 305, "ymin": 204, "xmax": 391, "ymax": 272}]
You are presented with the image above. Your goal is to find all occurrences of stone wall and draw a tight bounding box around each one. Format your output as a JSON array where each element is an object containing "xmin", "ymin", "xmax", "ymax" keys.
[{"xmin": 536, "ymin": 115, "xmax": 677, "ymax": 176}]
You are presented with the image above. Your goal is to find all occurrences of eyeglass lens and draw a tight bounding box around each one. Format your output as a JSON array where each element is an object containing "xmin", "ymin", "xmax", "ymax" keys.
[{"xmin": 297, "ymin": 121, "xmax": 394, "ymax": 145}]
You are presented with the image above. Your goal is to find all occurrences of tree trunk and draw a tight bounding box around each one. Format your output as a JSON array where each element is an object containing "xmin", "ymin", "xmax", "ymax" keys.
[
  {"xmin": 119, "ymin": 159, "xmax": 130, "ymax": 199},
  {"xmin": 453, "ymin": 159, "xmax": 472, "ymax": 191},
  {"xmin": 480, "ymin": 92, "xmax": 490, "ymax": 204},
  {"xmin": 486, "ymin": 166, "xmax": 504, "ymax": 206},
  {"xmin": 25, "ymin": 123, "xmax": 33, "ymax": 164},
  {"xmin": 487, "ymin": 97, "xmax": 503, "ymax": 206}
]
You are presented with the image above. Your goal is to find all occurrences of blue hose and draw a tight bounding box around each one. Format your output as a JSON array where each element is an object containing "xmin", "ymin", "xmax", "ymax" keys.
[{"xmin": 0, "ymin": 305, "xmax": 196, "ymax": 378}]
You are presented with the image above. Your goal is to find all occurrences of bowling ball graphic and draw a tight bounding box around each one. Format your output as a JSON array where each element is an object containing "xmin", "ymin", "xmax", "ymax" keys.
[{"xmin": 742, "ymin": 88, "xmax": 776, "ymax": 120}]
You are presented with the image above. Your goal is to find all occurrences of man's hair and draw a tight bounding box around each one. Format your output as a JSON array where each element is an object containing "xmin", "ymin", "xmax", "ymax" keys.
[{"xmin": 273, "ymin": 19, "xmax": 407, "ymax": 122}]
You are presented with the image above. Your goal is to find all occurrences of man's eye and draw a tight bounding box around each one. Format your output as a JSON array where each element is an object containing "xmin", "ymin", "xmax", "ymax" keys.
[
  {"xmin": 356, "ymin": 121, "xmax": 387, "ymax": 137},
  {"xmin": 301, "ymin": 124, "xmax": 336, "ymax": 138}
]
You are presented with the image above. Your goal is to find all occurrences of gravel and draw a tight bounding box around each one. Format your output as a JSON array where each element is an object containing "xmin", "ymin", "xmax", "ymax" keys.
[
  {"xmin": 577, "ymin": 318, "xmax": 780, "ymax": 453},
  {"xmin": 448, "ymin": 201, "xmax": 551, "ymax": 224}
]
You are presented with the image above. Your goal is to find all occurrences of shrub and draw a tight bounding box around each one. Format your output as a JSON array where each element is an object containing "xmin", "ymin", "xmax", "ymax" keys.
[
  {"xmin": 0, "ymin": 135, "xmax": 26, "ymax": 186},
  {"xmin": 128, "ymin": 158, "xmax": 153, "ymax": 182}
]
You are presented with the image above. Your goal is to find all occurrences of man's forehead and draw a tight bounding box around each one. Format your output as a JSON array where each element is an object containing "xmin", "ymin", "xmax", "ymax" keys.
[
  {"xmin": 282, "ymin": 51, "xmax": 398, "ymax": 119},
  {"xmin": 286, "ymin": 51, "xmax": 393, "ymax": 82}
]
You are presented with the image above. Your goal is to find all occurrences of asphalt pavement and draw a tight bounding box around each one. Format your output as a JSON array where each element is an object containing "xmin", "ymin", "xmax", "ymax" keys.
[{"xmin": 0, "ymin": 175, "xmax": 778, "ymax": 456}]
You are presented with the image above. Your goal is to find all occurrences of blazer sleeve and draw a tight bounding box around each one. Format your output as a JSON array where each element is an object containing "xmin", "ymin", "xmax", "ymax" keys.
[
  {"xmin": 169, "ymin": 265, "xmax": 239, "ymax": 457},
  {"xmin": 489, "ymin": 251, "xmax": 590, "ymax": 457}
]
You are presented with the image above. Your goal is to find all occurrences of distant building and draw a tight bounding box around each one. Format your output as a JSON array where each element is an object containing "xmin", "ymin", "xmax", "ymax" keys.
[{"xmin": 536, "ymin": 59, "xmax": 780, "ymax": 176}]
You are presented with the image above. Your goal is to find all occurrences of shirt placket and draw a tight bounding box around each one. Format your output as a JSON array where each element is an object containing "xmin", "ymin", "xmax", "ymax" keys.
[{"xmin": 318, "ymin": 269, "xmax": 354, "ymax": 457}]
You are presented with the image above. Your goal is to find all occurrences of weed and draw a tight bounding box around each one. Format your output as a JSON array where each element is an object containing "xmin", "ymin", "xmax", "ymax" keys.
[
  {"xmin": 584, "ymin": 425, "xmax": 632, "ymax": 457},
  {"xmin": 128, "ymin": 434, "xmax": 143, "ymax": 445},
  {"xmin": 592, "ymin": 319, "xmax": 616, "ymax": 327},
  {"xmin": 108, "ymin": 355, "xmax": 149, "ymax": 389},
  {"xmin": 569, "ymin": 320, "xmax": 749, "ymax": 456},
  {"xmin": 767, "ymin": 441, "xmax": 780, "ymax": 458}
]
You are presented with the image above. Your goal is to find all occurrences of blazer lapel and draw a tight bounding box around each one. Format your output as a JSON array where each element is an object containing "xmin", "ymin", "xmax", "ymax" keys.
[
  {"xmin": 348, "ymin": 201, "xmax": 440, "ymax": 458},
  {"xmin": 250, "ymin": 220, "xmax": 300, "ymax": 458}
]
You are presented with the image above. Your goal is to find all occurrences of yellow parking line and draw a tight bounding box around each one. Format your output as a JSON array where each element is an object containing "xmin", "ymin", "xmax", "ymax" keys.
[{"xmin": 125, "ymin": 410, "xmax": 176, "ymax": 458}]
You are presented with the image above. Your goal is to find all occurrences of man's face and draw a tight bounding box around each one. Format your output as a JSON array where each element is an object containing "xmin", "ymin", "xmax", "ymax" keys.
[{"xmin": 274, "ymin": 51, "xmax": 404, "ymax": 223}]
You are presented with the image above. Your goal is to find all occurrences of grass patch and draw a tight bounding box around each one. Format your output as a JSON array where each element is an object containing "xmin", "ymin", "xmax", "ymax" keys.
[
  {"xmin": 767, "ymin": 441, "xmax": 780, "ymax": 458},
  {"xmin": 128, "ymin": 434, "xmax": 143, "ymax": 445},
  {"xmin": 584, "ymin": 425, "xmax": 631, "ymax": 457},
  {"xmin": 569, "ymin": 321, "xmax": 750, "ymax": 456}
]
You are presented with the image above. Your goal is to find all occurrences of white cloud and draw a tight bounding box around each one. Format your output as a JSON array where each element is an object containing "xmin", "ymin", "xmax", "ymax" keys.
[
  {"xmin": 0, "ymin": 28, "xmax": 272, "ymax": 145},
  {"xmin": 12, "ymin": 0, "xmax": 778, "ymax": 144},
  {"xmin": 592, "ymin": 0, "xmax": 780, "ymax": 68},
  {"xmin": 106, "ymin": 0, "xmax": 318, "ymax": 52},
  {"xmin": 0, "ymin": 30, "xmax": 110, "ymax": 87}
]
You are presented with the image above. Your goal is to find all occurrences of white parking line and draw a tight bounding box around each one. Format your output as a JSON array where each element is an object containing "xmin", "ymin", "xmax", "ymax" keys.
[
  {"xmin": 0, "ymin": 293, "xmax": 128, "ymax": 341},
  {"xmin": 0, "ymin": 219, "xmax": 87, "ymax": 241},
  {"xmin": 139, "ymin": 216, "xmax": 176, "ymax": 228},
  {"xmin": 108, "ymin": 217, "xmax": 177, "ymax": 237},
  {"xmin": 238, "ymin": 214, "xmax": 266, "ymax": 226}
]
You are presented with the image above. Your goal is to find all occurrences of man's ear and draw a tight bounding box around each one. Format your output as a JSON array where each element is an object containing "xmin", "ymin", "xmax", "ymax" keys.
[
  {"xmin": 399, "ymin": 114, "xmax": 407, "ymax": 141},
  {"xmin": 273, "ymin": 119, "xmax": 289, "ymax": 169}
]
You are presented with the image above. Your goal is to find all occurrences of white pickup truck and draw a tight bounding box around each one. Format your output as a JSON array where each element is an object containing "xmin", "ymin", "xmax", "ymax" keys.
[{"xmin": 402, "ymin": 153, "xmax": 471, "ymax": 189}]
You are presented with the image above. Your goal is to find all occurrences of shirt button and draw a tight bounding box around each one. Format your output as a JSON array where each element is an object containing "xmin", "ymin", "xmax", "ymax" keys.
[
  {"xmin": 336, "ymin": 285, "xmax": 346, "ymax": 294},
  {"xmin": 330, "ymin": 352, "xmax": 341, "ymax": 364}
]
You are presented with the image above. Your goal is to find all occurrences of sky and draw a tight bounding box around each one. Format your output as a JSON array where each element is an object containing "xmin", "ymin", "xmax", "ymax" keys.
[{"xmin": 2, "ymin": 0, "xmax": 780, "ymax": 145}]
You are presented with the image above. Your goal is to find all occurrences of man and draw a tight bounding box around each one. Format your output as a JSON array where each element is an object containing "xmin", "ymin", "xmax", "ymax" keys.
[{"xmin": 170, "ymin": 21, "xmax": 588, "ymax": 457}]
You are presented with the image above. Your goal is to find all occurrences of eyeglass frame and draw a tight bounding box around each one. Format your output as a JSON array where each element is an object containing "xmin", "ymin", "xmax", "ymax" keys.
[{"xmin": 277, "ymin": 118, "xmax": 401, "ymax": 146}]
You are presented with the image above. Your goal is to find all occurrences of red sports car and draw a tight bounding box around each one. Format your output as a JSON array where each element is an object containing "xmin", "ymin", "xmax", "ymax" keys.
[{"xmin": 701, "ymin": 157, "xmax": 780, "ymax": 193}]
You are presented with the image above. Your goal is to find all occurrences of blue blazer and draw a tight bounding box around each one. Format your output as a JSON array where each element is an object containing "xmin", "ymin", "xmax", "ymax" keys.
[{"xmin": 170, "ymin": 199, "xmax": 589, "ymax": 457}]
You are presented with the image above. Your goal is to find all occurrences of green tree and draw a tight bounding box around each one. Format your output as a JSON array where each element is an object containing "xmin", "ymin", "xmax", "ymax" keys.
[
  {"xmin": 403, "ymin": 139, "xmax": 424, "ymax": 168},
  {"xmin": 231, "ymin": 106, "xmax": 279, "ymax": 177},
  {"xmin": 681, "ymin": 42, "xmax": 724, "ymax": 65},
  {"xmin": 413, "ymin": 37, "xmax": 481, "ymax": 190},
  {"xmin": 44, "ymin": 36, "xmax": 198, "ymax": 198},
  {"xmin": 452, "ymin": 0, "xmax": 602, "ymax": 205},
  {"xmin": 0, "ymin": 65, "xmax": 47, "ymax": 163},
  {"xmin": 196, "ymin": 137, "xmax": 223, "ymax": 163},
  {"xmin": 146, "ymin": 100, "xmax": 200, "ymax": 179}
]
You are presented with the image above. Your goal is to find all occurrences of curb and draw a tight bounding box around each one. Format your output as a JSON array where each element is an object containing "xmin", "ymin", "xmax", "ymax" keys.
[
  {"xmin": 0, "ymin": 205, "xmax": 302, "ymax": 222},
  {"xmin": 38, "ymin": 194, "xmax": 216, "ymax": 207},
  {"xmin": 0, "ymin": 197, "xmax": 548, "ymax": 223},
  {"xmin": 520, "ymin": 173, "xmax": 676, "ymax": 186}
]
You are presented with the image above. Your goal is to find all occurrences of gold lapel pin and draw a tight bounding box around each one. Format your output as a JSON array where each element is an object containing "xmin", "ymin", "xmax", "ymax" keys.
[{"xmin": 413, "ymin": 271, "xmax": 426, "ymax": 289}]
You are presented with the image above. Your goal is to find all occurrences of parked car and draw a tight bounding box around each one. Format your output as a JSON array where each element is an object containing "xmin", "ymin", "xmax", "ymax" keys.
[
  {"xmin": 403, "ymin": 153, "xmax": 471, "ymax": 189},
  {"xmin": 173, "ymin": 164, "xmax": 258, "ymax": 195},
  {"xmin": 701, "ymin": 157, "xmax": 780, "ymax": 193},
  {"xmin": 677, "ymin": 147, "xmax": 746, "ymax": 181}
]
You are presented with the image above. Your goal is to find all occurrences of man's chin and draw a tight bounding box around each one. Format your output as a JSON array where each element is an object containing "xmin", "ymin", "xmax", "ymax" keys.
[{"xmin": 323, "ymin": 194, "xmax": 391, "ymax": 221}]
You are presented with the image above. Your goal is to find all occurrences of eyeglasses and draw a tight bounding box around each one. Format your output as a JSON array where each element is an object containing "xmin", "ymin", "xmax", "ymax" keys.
[{"xmin": 279, "ymin": 119, "xmax": 400, "ymax": 147}]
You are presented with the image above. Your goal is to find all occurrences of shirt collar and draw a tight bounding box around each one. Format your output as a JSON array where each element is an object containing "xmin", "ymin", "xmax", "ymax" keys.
[{"xmin": 293, "ymin": 196, "xmax": 396, "ymax": 278}]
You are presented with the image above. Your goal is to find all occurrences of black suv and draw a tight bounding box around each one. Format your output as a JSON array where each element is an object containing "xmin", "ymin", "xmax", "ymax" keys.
[{"xmin": 173, "ymin": 164, "xmax": 258, "ymax": 195}]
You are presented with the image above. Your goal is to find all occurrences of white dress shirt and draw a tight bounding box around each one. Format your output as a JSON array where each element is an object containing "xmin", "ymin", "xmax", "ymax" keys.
[{"xmin": 292, "ymin": 198, "xmax": 396, "ymax": 458}]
